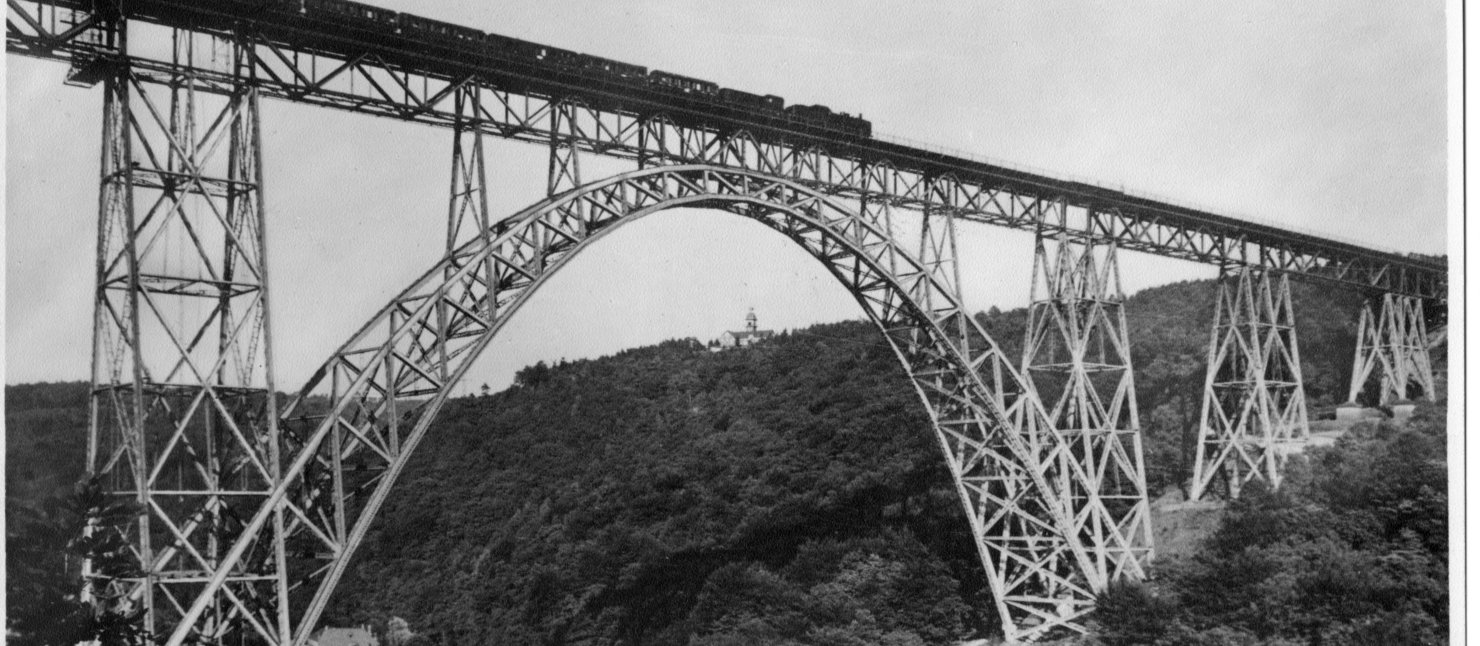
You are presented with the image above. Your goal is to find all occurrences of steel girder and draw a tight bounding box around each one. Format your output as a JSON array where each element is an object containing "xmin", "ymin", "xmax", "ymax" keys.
[
  {"xmin": 6, "ymin": 0, "xmax": 1445, "ymax": 301},
  {"xmin": 1189, "ymin": 268, "xmax": 1310, "ymax": 501},
  {"xmin": 1021, "ymin": 216, "xmax": 1154, "ymax": 583},
  {"xmin": 85, "ymin": 27, "xmax": 289, "ymax": 644},
  {"xmin": 157, "ymin": 165, "xmax": 1114, "ymax": 644},
  {"xmin": 1347, "ymin": 294, "xmax": 1436, "ymax": 405}
]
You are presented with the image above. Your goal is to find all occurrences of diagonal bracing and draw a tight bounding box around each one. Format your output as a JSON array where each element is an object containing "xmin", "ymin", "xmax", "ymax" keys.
[
  {"xmin": 1189, "ymin": 267, "xmax": 1309, "ymax": 501},
  {"xmin": 1347, "ymin": 293, "xmax": 1436, "ymax": 406},
  {"xmin": 161, "ymin": 166, "xmax": 1104, "ymax": 645},
  {"xmin": 85, "ymin": 24, "xmax": 288, "ymax": 645},
  {"xmin": 1020, "ymin": 207, "xmax": 1154, "ymax": 587}
]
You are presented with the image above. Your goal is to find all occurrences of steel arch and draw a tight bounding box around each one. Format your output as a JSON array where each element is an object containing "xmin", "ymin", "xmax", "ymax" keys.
[{"xmin": 168, "ymin": 165, "xmax": 1116, "ymax": 645}]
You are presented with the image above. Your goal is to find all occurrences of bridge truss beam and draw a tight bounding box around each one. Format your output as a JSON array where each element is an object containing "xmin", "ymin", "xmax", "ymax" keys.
[
  {"xmin": 1021, "ymin": 208, "xmax": 1154, "ymax": 582},
  {"xmin": 1347, "ymin": 294, "xmax": 1436, "ymax": 405},
  {"xmin": 1189, "ymin": 268, "xmax": 1309, "ymax": 501},
  {"xmin": 85, "ymin": 24, "xmax": 289, "ymax": 644},
  {"xmin": 5, "ymin": 0, "xmax": 1444, "ymax": 302}
]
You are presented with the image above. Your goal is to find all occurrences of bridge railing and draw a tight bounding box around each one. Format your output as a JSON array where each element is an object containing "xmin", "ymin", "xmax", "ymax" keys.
[{"xmin": 871, "ymin": 129, "xmax": 1424, "ymax": 260}]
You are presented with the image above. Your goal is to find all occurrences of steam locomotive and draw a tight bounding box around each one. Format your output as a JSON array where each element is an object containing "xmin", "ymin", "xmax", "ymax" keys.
[{"xmin": 233, "ymin": 0, "xmax": 872, "ymax": 138}]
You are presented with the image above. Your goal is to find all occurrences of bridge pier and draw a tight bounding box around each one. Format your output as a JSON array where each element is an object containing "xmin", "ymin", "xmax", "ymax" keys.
[
  {"xmin": 1020, "ymin": 211, "xmax": 1154, "ymax": 582},
  {"xmin": 880, "ymin": 179, "xmax": 1104, "ymax": 642},
  {"xmin": 1189, "ymin": 267, "xmax": 1308, "ymax": 501},
  {"xmin": 88, "ymin": 30, "xmax": 287, "ymax": 644},
  {"xmin": 1347, "ymin": 293, "xmax": 1436, "ymax": 406}
]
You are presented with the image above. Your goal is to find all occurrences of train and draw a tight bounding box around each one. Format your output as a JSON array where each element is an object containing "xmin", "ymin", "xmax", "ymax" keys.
[{"xmin": 223, "ymin": 0, "xmax": 872, "ymax": 139}]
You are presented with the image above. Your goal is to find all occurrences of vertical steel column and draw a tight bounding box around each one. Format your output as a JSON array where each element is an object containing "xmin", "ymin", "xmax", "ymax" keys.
[
  {"xmin": 858, "ymin": 161, "xmax": 898, "ymax": 276},
  {"xmin": 916, "ymin": 178, "xmax": 969, "ymax": 350},
  {"xmin": 635, "ymin": 114, "xmax": 677, "ymax": 169},
  {"xmin": 442, "ymin": 84, "xmax": 495, "ymax": 389},
  {"xmin": 1189, "ymin": 267, "xmax": 1308, "ymax": 501},
  {"xmin": 87, "ymin": 26, "xmax": 285, "ymax": 644},
  {"xmin": 447, "ymin": 84, "xmax": 491, "ymax": 254},
  {"xmin": 547, "ymin": 99, "xmax": 581, "ymax": 196},
  {"xmin": 1020, "ymin": 211, "xmax": 1154, "ymax": 582},
  {"xmin": 541, "ymin": 99, "xmax": 585, "ymax": 270},
  {"xmin": 87, "ymin": 30, "xmax": 147, "ymax": 629},
  {"xmin": 1347, "ymin": 294, "xmax": 1436, "ymax": 405}
]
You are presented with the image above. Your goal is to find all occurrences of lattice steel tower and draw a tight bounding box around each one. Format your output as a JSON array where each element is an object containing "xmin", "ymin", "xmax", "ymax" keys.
[
  {"xmin": 84, "ymin": 19, "xmax": 288, "ymax": 644},
  {"xmin": 1020, "ymin": 204, "xmax": 1154, "ymax": 583},
  {"xmin": 1348, "ymin": 293, "xmax": 1436, "ymax": 405},
  {"xmin": 1189, "ymin": 267, "xmax": 1308, "ymax": 500}
]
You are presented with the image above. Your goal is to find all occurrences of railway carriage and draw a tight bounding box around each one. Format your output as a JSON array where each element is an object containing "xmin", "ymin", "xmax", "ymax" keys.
[
  {"xmin": 483, "ymin": 32, "xmax": 545, "ymax": 65},
  {"xmin": 302, "ymin": 0, "xmax": 396, "ymax": 27},
  {"xmin": 536, "ymin": 46, "xmax": 585, "ymax": 69},
  {"xmin": 718, "ymin": 88, "xmax": 785, "ymax": 114},
  {"xmin": 650, "ymin": 70, "xmax": 719, "ymax": 97},
  {"xmin": 584, "ymin": 56, "xmax": 647, "ymax": 80},
  {"xmin": 281, "ymin": 0, "xmax": 872, "ymax": 140},
  {"xmin": 400, "ymin": 13, "xmax": 482, "ymax": 44}
]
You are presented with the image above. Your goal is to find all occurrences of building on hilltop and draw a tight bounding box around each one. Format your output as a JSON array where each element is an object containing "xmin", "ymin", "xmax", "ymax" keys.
[
  {"xmin": 708, "ymin": 308, "xmax": 775, "ymax": 351},
  {"xmin": 309, "ymin": 625, "xmax": 380, "ymax": 646}
]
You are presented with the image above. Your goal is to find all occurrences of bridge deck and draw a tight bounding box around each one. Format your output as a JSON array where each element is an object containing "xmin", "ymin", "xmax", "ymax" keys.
[{"xmin": 6, "ymin": 0, "xmax": 1445, "ymax": 301}]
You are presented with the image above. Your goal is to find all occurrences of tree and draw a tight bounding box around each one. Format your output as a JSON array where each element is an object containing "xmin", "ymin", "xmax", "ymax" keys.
[
  {"xmin": 67, "ymin": 477, "xmax": 147, "ymax": 646},
  {"xmin": 1090, "ymin": 579, "xmax": 1181, "ymax": 646},
  {"xmin": 513, "ymin": 361, "xmax": 551, "ymax": 388},
  {"xmin": 7, "ymin": 496, "xmax": 91, "ymax": 646},
  {"xmin": 385, "ymin": 616, "xmax": 414, "ymax": 646}
]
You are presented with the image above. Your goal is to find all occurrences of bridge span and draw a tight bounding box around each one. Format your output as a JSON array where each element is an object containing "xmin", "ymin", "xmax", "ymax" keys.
[
  {"xmin": 9, "ymin": 0, "xmax": 1445, "ymax": 300},
  {"xmin": 6, "ymin": 2, "xmax": 1446, "ymax": 644}
]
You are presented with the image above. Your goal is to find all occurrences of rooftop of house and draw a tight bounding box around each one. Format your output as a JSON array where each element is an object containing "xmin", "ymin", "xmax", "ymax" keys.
[{"xmin": 311, "ymin": 626, "xmax": 380, "ymax": 646}]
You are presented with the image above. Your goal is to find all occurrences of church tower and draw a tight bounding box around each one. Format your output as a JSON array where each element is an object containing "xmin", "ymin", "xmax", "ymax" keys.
[{"xmin": 712, "ymin": 308, "xmax": 774, "ymax": 351}]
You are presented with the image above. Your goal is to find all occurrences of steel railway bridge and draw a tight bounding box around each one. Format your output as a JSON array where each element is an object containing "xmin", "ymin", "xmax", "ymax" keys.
[{"xmin": 7, "ymin": 1, "xmax": 1447, "ymax": 643}]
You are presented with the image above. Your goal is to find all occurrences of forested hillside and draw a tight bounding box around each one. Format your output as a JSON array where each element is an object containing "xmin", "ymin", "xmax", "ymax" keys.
[
  {"xmin": 324, "ymin": 327, "xmax": 981, "ymax": 644},
  {"xmin": 320, "ymin": 278, "xmax": 1387, "ymax": 643},
  {"xmin": 6, "ymin": 381, "xmax": 93, "ymax": 643},
  {"xmin": 1092, "ymin": 406, "xmax": 1448, "ymax": 645},
  {"xmin": 6, "ymin": 278, "xmax": 1447, "ymax": 645},
  {"xmin": 6, "ymin": 381, "xmax": 90, "ymax": 505}
]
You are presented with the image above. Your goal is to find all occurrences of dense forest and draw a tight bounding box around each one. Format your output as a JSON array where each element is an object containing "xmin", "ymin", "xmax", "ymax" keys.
[
  {"xmin": 1092, "ymin": 406, "xmax": 1449, "ymax": 645},
  {"xmin": 7, "ymin": 278, "xmax": 1449, "ymax": 645}
]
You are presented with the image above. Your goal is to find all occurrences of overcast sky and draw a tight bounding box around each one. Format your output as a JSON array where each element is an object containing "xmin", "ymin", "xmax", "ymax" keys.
[{"xmin": 5, "ymin": 1, "xmax": 1452, "ymax": 394}]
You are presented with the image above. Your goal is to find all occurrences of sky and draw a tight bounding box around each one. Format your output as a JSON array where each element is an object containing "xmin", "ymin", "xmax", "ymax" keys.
[{"xmin": 4, "ymin": 1, "xmax": 1453, "ymax": 395}]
